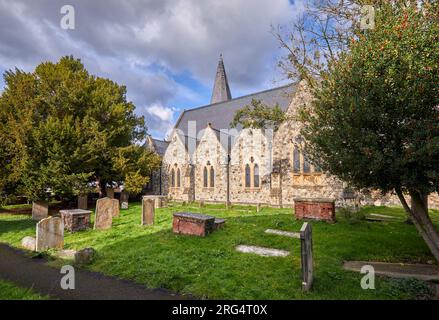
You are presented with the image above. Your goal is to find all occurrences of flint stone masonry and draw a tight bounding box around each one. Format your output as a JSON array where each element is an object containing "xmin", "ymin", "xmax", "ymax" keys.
[
  {"xmin": 235, "ymin": 245, "xmax": 290, "ymax": 257},
  {"xmin": 94, "ymin": 198, "xmax": 114, "ymax": 230},
  {"xmin": 141, "ymin": 198, "xmax": 155, "ymax": 226},
  {"xmin": 32, "ymin": 202, "xmax": 49, "ymax": 221},
  {"xmin": 173, "ymin": 212, "xmax": 215, "ymax": 237},
  {"xmin": 36, "ymin": 217, "xmax": 64, "ymax": 251},
  {"xmin": 60, "ymin": 209, "xmax": 91, "ymax": 232},
  {"xmin": 294, "ymin": 198, "xmax": 335, "ymax": 223}
]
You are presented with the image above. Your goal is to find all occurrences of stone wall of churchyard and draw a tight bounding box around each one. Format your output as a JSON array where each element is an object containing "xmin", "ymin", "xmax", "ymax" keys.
[
  {"xmin": 229, "ymin": 128, "xmax": 272, "ymax": 204},
  {"xmin": 194, "ymin": 127, "xmax": 228, "ymax": 202},
  {"xmin": 161, "ymin": 132, "xmax": 191, "ymax": 201},
  {"xmin": 155, "ymin": 79, "xmax": 439, "ymax": 209},
  {"xmin": 270, "ymin": 81, "xmax": 345, "ymax": 207}
]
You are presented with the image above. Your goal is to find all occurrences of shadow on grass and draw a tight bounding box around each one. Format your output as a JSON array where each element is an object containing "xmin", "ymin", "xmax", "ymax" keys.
[{"xmin": 0, "ymin": 217, "xmax": 36, "ymax": 238}]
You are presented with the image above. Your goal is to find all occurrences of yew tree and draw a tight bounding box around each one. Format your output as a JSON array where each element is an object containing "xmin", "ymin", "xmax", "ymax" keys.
[
  {"xmin": 299, "ymin": 2, "xmax": 439, "ymax": 260},
  {"xmin": 0, "ymin": 56, "xmax": 160, "ymax": 202}
]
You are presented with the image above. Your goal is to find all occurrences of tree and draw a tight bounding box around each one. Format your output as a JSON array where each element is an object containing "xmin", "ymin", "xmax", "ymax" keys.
[
  {"xmin": 230, "ymin": 99, "xmax": 288, "ymax": 131},
  {"xmin": 0, "ymin": 56, "xmax": 160, "ymax": 202},
  {"xmin": 299, "ymin": 2, "xmax": 439, "ymax": 260}
]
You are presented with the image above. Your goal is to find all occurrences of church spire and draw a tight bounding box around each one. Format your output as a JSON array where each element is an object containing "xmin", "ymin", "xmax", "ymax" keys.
[{"xmin": 210, "ymin": 54, "xmax": 232, "ymax": 104}]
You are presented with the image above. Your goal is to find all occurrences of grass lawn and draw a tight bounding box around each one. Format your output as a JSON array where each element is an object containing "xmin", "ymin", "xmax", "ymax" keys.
[
  {"xmin": 0, "ymin": 279, "xmax": 48, "ymax": 300},
  {"xmin": 0, "ymin": 202, "xmax": 438, "ymax": 300}
]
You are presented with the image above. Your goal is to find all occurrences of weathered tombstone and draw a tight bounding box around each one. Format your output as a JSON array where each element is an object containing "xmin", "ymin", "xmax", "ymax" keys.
[
  {"xmin": 32, "ymin": 201, "xmax": 49, "ymax": 221},
  {"xmin": 78, "ymin": 194, "xmax": 88, "ymax": 210},
  {"xmin": 36, "ymin": 217, "xmax": 64, "ymax": 251},
  {"xmin": 256, "ymin": 203, "xmax": 261, "ymax": 213},
  {"xmin": 112, "ymin": 199, "xmax": 120, "ymax": 217},
  {"xmin": 199, "ymin": 201, "xmax": 204, "ymax": 208},
  {"xmin": 60, "ymin": 209, "xmax": 92, "ymax": 232},
  {"xmin": 142, "ymin": 195, "xmax": 167, "ymax": 209},
  {"xmin": 106, "ymin": 188, "xmax": 115, "ymax": 199},
  {"xmin": 300, "ymin": 222, "xmax": 313, "ymax": 291},
  {"xmin": 94, "ymin": 197, "xmax": 113, "ymax": 230},
  {"xmin": 141, "ymin": 198, "xmax": 155, "ymax": 226},
  {"xmin": 120, "ymin": 191, "xmax": 129, "ymax": 209}
]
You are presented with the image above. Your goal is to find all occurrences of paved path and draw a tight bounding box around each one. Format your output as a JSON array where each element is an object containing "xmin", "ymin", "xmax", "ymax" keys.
[
  {"xmin": 343, "ymin": 261, "xmax": 439, "ymax": 281},
  {"xmin": 0, "ymin": 244, "xmax": 190, "ymax": 300}
]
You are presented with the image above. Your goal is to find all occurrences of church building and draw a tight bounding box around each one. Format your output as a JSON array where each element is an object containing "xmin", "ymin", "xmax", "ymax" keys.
[{"xmin": 146, "ymin": 55, "xmax": 439, "ymax": 209}]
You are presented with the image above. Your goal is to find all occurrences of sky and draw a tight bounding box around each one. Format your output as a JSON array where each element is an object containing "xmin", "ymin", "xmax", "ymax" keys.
[{"xmin": 0, "ymin": 0, "xmax": 305, "ymax": 139}]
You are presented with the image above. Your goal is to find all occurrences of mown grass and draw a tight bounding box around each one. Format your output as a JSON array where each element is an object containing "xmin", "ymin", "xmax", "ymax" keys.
[
  {"xmin": 0, "ymin": 279, "xmax": 49, "ymax": 300},
  {"xmin": 0, "ymin": 202, "xmax": 438, "ymax": 300}
]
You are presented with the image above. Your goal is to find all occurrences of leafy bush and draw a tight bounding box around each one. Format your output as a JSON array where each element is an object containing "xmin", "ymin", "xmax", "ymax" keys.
[{"xmin": 338, "ymin": 207, "xmax": 365, "ymax": 224}]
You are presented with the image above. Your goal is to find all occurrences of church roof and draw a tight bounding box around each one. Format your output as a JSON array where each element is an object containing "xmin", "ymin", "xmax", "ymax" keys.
[
  {"xmin": 210, "ymin": 54, "xmax": 232, "ymax": 104},
  {"xmin": 174, "ymin": 83, "xmax": 295, "ymax": 139}
]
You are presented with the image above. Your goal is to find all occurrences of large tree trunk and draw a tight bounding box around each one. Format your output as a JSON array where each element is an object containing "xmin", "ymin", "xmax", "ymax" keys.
[{"xmin": 396, "ymin": 189, "xmax": 439, "ymax": 262}]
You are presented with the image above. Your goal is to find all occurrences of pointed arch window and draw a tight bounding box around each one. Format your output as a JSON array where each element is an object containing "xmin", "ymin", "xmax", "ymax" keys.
[
  {"xmin": 245, "ymin": 164, "xmax": 251, "ymax": 188},
  {"xmin": 210, "ymin": 167, "xmax": 215, "ymax": 188},
  {"xmin": 203, "ymin": 167, "xmax": 208, "ymax": 188},
  {"xmin": 292, "ymin": 142, "xmax": 323, "ymax": 175},
  {"xmin": 254, "ymin": 164, "xmax": 259, "ymax": 188},
  {"xmin": 293, "ymin": 146, "xmax": 301, "ymax": 173},
  {"xmin": 171, "ymin": 168, "xmax": 175, "ymax": 187},
  {"xmin": 176, "ymin": 168, "xmax": 181, "ymax": 187}
]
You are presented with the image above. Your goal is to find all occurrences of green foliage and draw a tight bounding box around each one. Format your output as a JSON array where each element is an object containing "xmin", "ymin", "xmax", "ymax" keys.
[
  {"xmin": 299, "ymin": 3, "xmax": 439, "ymax": 196},
  {"xmin": 231, "ymin": 99, "xmax": 288, "ymax": 131},
  {"xmin": 384, "ymin": 278, "xmax": 435, "ymax": 300},
  {"xmin": 0, "ymin": 56, "xmax": 160, "ymax": 201},
  {"xmin": 339, "ymin": 207, "xmax": 366, "ymax": 225},
  {"xmin": 1, "ymin": 203, "xmax": 438, "ymax": 299}
]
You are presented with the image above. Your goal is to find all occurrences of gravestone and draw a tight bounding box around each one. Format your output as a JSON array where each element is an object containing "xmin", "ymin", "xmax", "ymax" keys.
[
  {"xmin": 78, "ymin": 194, "xmax": 88, "ymax": 210},
  {"xmin": 94, "ymin": 197, "xmax": 114, "ymax": 230},
  {"xmin": 36, "ymin": 217, "xmax": 64, "ymax": 251},
  {"xmin": 60, "ymin": 209, "xmax": 91, "ymax": 232},
  {"xmin": 142, "ymin": 195, "xmax": 167, "ymax": 208},
  {"xmin": 256, "ymin": 203, "xmax": 261, "ymax": 213},
  {"xmin": 106, "ymin": 188, "xmax": 115, "ymax": 199},
  {"xmin": 141, "ymin": 198, "xmax": 155, "ymax": 226},
  {"xmin": 199, "ymin": 201, "xmax": 204, "ymax": 208},
  {"xmin": 173, "ymin": 212, "xmax": 215, "ymax": 237},
  {"xmin": 120, "ymin": 191, "xmax": 129, "ymax": 209},
  {"xmin": 300, "ymin": 222, "xmax": 313, "ymax": 291},
  {"xmin": 32, "ymin": 201, "xmax": 49, "ymax": 221}
]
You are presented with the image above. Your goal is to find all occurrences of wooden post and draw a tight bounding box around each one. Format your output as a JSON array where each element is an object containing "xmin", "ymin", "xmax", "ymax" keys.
[{"xmin": 300, "ymin": 222, "xmax": 313, "ymax": 291}]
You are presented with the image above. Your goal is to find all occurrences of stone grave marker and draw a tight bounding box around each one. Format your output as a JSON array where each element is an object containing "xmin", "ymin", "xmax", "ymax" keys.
[
  {"xmin": 300, "ymin": 222, "xmax": 313, "ymax": 291},
  {"xmin": 120, "ymin": 191, "xmax": 129, "ymax": 209},
  {"xmin": 78, "ymin": 194, "xmax": 88, "ymax": 210},
  {"xmin": 32, "ymin": 201, "xmax": 49, "ymax": 221},
  {"xmin": 94, "ymin": 197, "xmax": 114, "ymax": 230},
  {"xmin": 141, "ymin": 198, "xmax": 155, "ymax": 226},
  {"xmin": 36, "ymin": 217, "xmax": 64, "ymax": 251}
]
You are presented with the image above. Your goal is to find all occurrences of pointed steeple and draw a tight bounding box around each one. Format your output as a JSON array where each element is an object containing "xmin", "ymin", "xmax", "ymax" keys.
[{"xmin": 210, "ymin": 54, "xmax": 232, "ymax": 104}]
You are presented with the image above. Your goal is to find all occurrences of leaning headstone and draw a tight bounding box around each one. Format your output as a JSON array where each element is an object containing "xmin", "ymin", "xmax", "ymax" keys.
[
  {"xmin": 36, "ymin": 217, "xmax": 64, "ymax": 251},
  {"xmin": 141, "ymin": 198, "xmax": 155, "ymax": 226},
  {"xmin": 120, "ymin": 191, "xmax": 129, "ymax": 209},
  {"xmin": 94, "ymin": 197, "xmax": 113, "ymax": 230},
  {"xmin": 21, "ymin": 236, "xmax": 36, "ymax": 251},
  {"xmin": 300, "ymin": 222, "xmax": 313, "ymax": 291},
  {"xmin": 78, "ymin": 194, "xmax": 88, "ymax": 210},
  {"xmin": 32, "ymin": 201, "xmax": 49, "ymax": 221}
]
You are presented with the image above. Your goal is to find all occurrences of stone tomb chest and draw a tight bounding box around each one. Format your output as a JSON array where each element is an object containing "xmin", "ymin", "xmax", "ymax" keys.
[
  {"xmin": 173, "ymin": 212, "xmax": 216, "ymax": 237},
  {"xmin": 60, "ymin": 209, "xmax": 92, "ymax": 232},
  {"xmin": 294, "ymin": 198, "xmax": 335, "ymax": 223}
]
